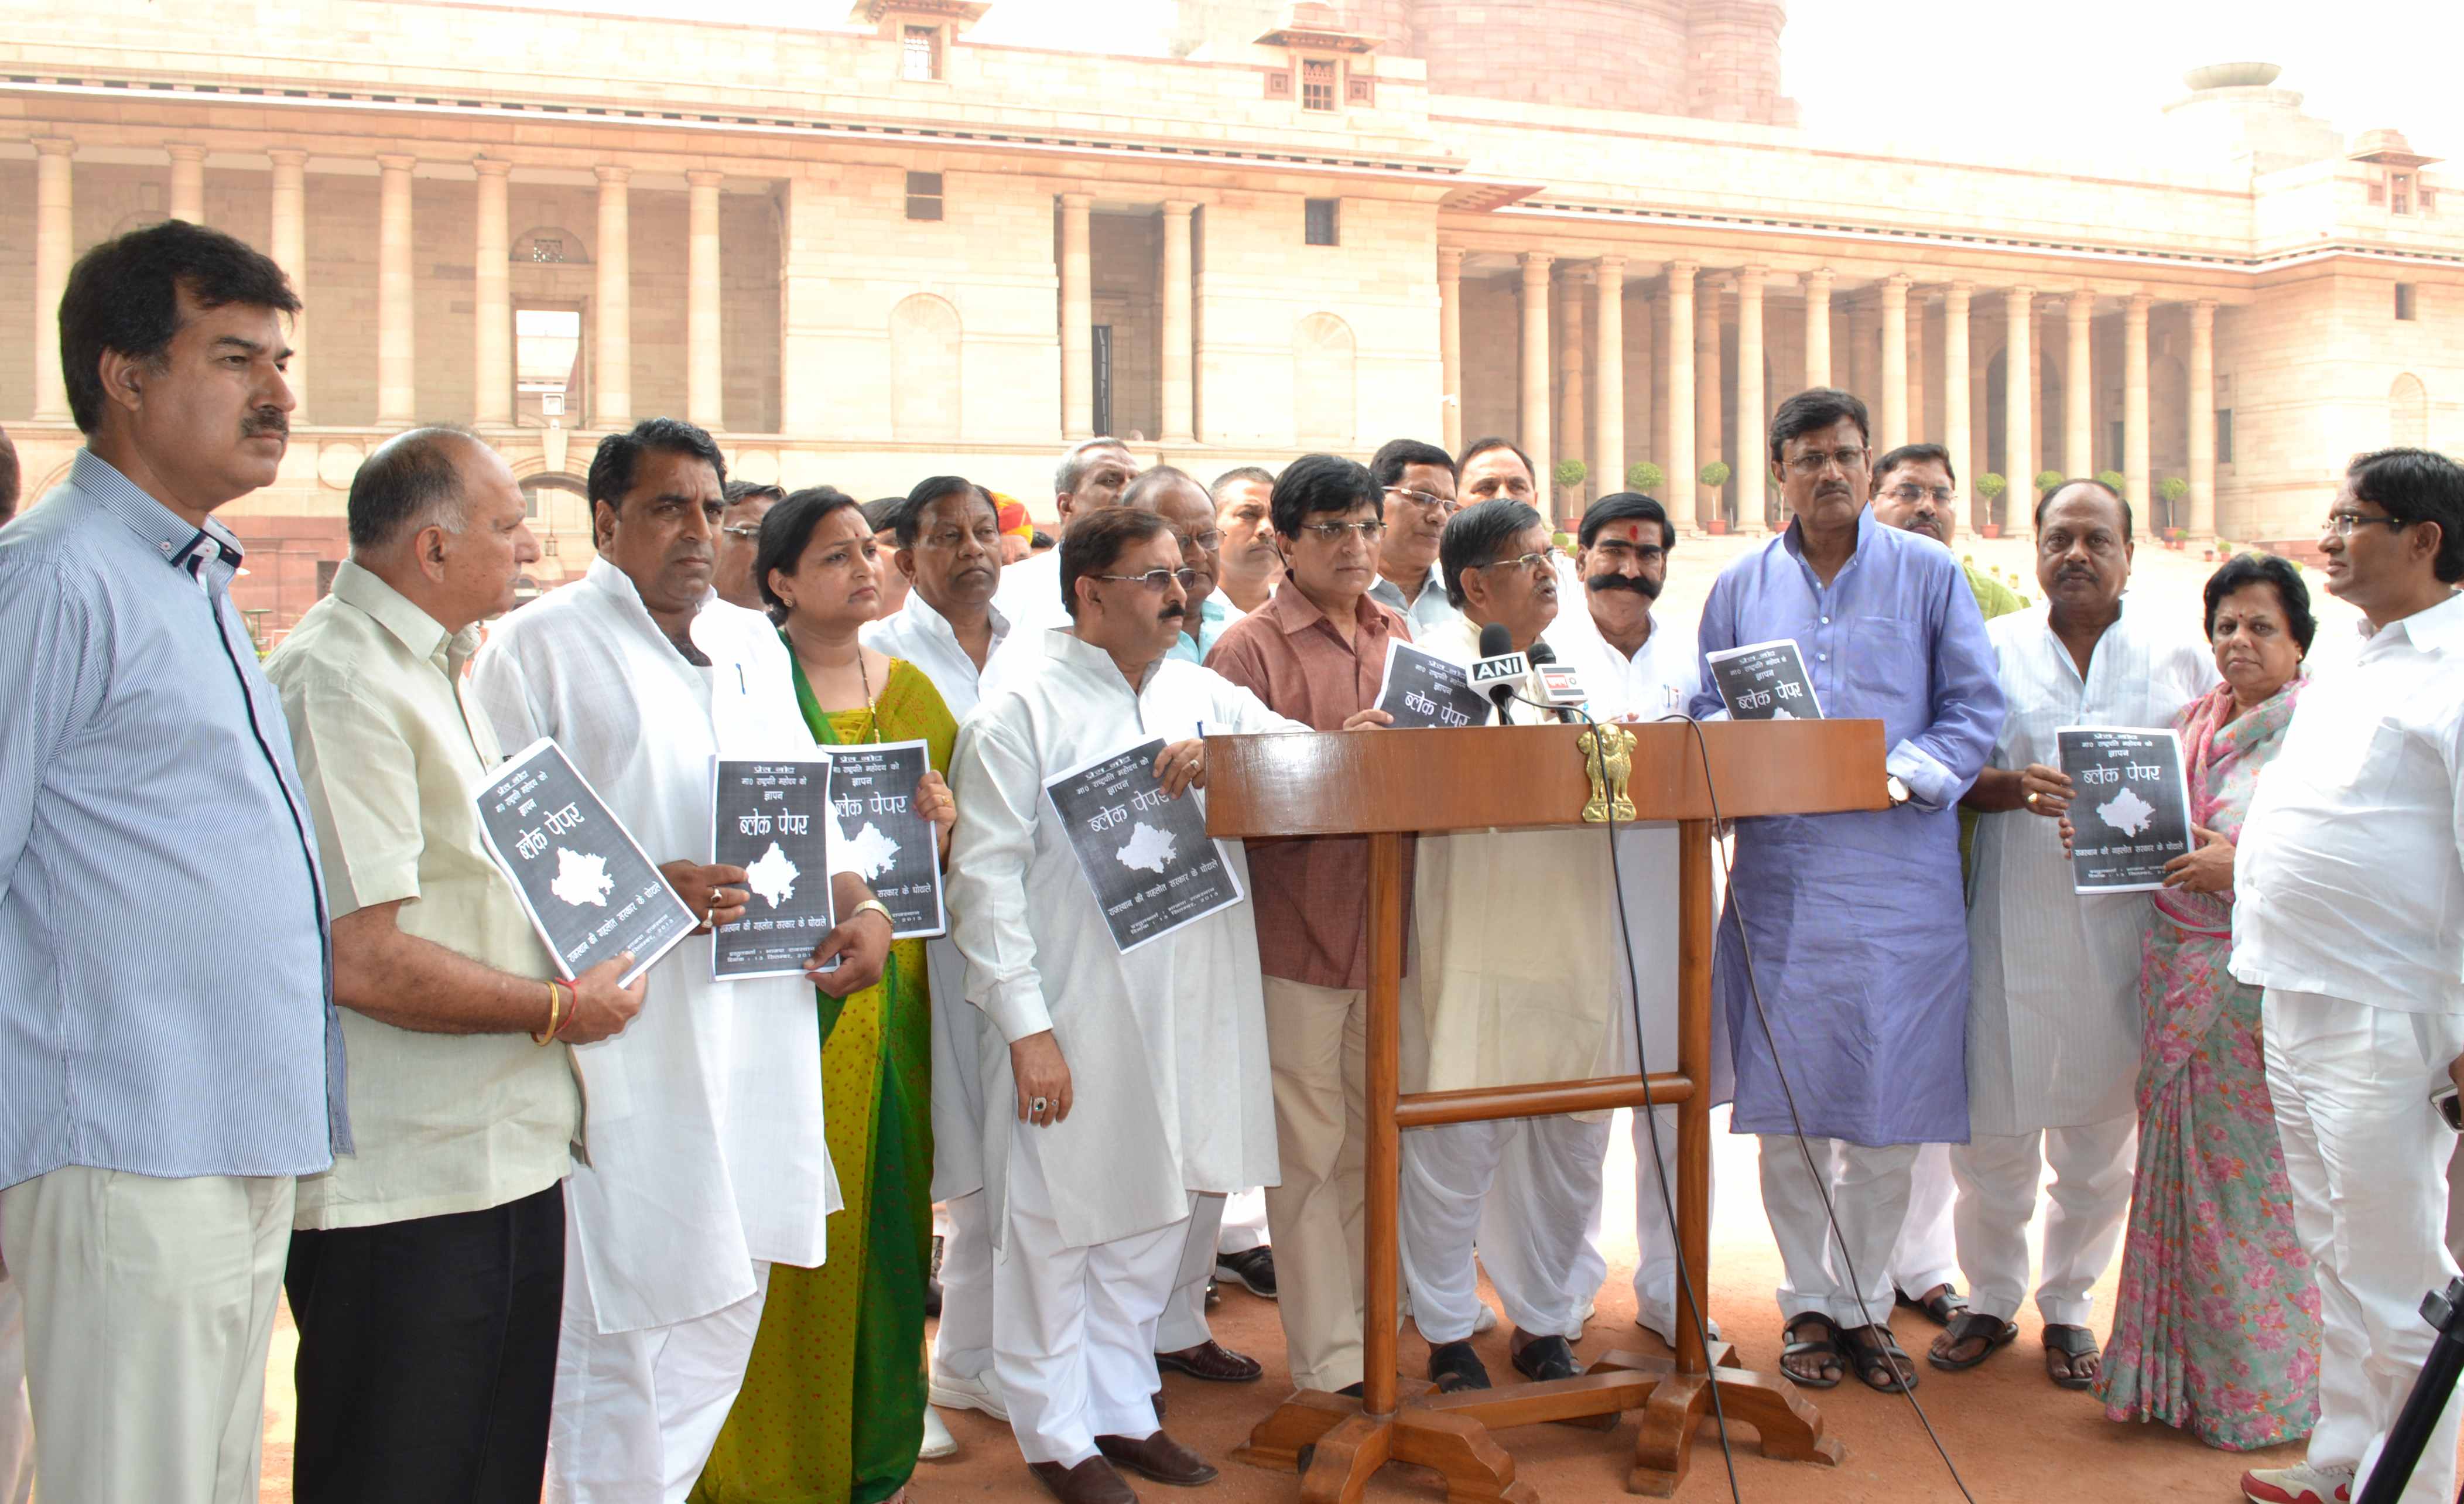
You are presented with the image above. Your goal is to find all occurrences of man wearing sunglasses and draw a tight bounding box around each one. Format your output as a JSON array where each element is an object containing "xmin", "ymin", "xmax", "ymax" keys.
[{"xmin": 2232, "ymin": 448, "xmax": 2464, "ymax": 1504}]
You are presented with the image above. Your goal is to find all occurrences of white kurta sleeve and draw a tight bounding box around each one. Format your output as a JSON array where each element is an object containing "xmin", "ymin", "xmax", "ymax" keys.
[
  {"xmin": 467, "ymin": 634, "xmax": 548, "ymax": 752},
  {"xmin": 946, "ymin": 706, "xmax": 1055, "ymax": 1043}
]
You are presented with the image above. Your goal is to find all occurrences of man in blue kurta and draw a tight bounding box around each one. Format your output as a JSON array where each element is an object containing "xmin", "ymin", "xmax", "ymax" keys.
[{"xmin": 1690, "ymin": 388, "xmax": 2003, "ymax": 1394}]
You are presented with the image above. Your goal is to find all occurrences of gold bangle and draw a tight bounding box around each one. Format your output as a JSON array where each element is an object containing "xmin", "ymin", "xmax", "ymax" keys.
[{"xmin": 533, "ymin": 980, "xmax": 562, "ymax": 1046}]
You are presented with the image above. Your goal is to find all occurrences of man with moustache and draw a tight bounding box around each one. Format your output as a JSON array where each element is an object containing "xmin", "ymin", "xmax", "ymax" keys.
[
  {"xmin": 1399, "ymin": 498, "xmax": 1630, "ymax": 1392},
  {"xmin": 1691, "ymin": 388, "xmax": 2003, "ymax": 1394},
  {"xmin": 1940, "ymin": 478, "xmax": 2212, "ymax": 1387},
  {"xmin": 2233, "ymin": 449, "xmax": 2464, "ymax": 1504},
  {"xmin": 0, "ymin": 220, "xmax": 346, "ymax": 1504},
  {"xmin": 715, "ymin": 480, "xmax": 785, "ymax": 613},
  {"xmin": 470, "ymin": 418, "xmax": 893, "ymax": 1502},
  {"xmin": 1366, "ymin": 438, "xmax": 1462, "ymax": 638},
  {"xmin": 269, "ymin": 428, "xmax": 649, "ymax": 1502},
  {"xmin": 1126, "ymin": 467, "xmax": 1245, "ymax": 667},
  {"xmin": 993, "ymin": 437, "xmax": 1139, "ymax": 641},
  {"xmin": 947, "ymin": 508, "xmax": 1346, "ymax": 1504},
  {"xmin": 1866, "ymin": 442, "xmax": 2025, "ymax": 1337},
  {"xmin": 1209, "ymin": 466, "xmax": 1279, "ymax": 616},
  {"xmin": 1207, "ymin": 453, "xmax": 1407, "ymax": 1400}
]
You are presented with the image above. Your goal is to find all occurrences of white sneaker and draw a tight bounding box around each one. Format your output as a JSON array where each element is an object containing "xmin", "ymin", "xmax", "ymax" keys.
[
  {"xmin": 2241, "ymin": 1461, "xmax": 2355, "ymax": 1504},
  {"xmin": 1472, "ymin": 1302, "xmax": 1499, "ymax": 1335},
  {"xmin": 929, "ymin": 1364, "xmax": 1011, "ymax": 1424},
  {"xmin": 919, "ymin": 1405, "xmax": 959, "ymax": 1461}
]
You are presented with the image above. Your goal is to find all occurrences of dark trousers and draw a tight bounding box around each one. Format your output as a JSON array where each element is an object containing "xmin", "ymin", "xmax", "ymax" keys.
[{"xmin": 286, "ymin": 1182, "xmax": 566, "ymax": 1504}]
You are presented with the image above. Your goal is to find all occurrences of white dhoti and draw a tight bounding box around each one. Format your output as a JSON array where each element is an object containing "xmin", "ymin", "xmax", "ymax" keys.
[
  {"xmin": 1155, "ymin": 1191, "xmax": 1228, "ymax": 1353},
  {"xmin": 933, "ymin": 1190, "xmax": 997, "ymax": 1385},
  {"xmin": 1401, "ymin": 1115, "xmax": 1610, "ymax": 1343},
  {"xmin": 995, "ymin": 1140, "xmax": 1190, "ymax": 1468},
  {"xmin": 1946, "ymin": 1115, "xmax": 2134, "ymax": 1328},
  {"xmin": 2265, "ymin": 989, "xmax": 2464, "ymax": 1504},
  {"xmin": 1758, "ymin": 1136, "xmax": 1917, "ymax": 1328},
  {"xmin": 1890, "ymin": 1143, "xmax": 1960, "ymax": 1298}
]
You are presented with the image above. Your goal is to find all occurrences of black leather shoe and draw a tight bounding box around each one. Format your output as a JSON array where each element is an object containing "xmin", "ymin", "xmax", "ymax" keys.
[
  {"xmin": 1510, "ymin": 1334, "xmax": 1582, "ymax": 1383},
  {"xmin": 1427, "ymin": 1339, "xmax": 1491, "ymax": 1393},
  {"xmin": 1214, "ymin": 1246, "xmax": 1277, "ymax": 1298}
]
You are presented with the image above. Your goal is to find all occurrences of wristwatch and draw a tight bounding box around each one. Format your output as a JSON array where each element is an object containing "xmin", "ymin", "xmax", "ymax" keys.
[
  {"xmin": 848, "ymin": 898, "xmax": 895, "ymax": 934},
  {"xmin": 1885, "ymin": 775, "xmax": 1911, "ymax": 808}
]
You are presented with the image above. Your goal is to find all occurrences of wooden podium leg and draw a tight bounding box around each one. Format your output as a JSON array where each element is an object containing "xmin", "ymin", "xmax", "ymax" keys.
[
  {"xmin": 1391, "ymin": 1409, "xmax": 1539, "ymax": 1504},
  {"xmin": 1234, "ymin": 1389, "xmax": 1357, "ymax": 1473},
  {"xmin": 1298, "ymin": 1414, "xmax": 1397, "ymax": 1504},
  {"xmin": 1707, "ymin": 1368, "xmax": 1848, "ymax": 1467}
]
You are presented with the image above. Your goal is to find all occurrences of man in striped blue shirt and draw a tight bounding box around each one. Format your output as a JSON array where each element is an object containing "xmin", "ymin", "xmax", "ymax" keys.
[{"xmin": 0, "ymin": 220, "xmax": 346, "ymax": 1504}]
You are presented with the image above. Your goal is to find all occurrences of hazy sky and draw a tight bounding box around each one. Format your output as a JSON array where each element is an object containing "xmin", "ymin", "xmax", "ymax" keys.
[{"xmin": 529, "ymin": 0, "xmax": 2464, "ymax": 163}]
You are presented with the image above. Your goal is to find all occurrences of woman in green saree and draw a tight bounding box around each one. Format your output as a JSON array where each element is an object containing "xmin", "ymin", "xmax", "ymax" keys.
[{"xmin": 695, "ymin": 486, "xmax": 959, "ymax": 1504}]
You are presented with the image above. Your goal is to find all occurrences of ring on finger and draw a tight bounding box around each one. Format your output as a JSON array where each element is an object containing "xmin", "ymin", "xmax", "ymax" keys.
[{"xmin": 1031, "ymin": 1095, "xmax": 1049, "ymax": 1115}]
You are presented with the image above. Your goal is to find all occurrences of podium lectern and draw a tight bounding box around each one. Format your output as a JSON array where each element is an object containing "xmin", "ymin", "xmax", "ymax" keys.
[{"xmin": 1203, "ymin": 719, "xmax": 1886, "ymax": 1501}]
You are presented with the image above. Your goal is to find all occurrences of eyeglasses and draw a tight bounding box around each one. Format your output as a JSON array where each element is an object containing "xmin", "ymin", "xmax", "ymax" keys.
[
  {"xmin": 1299, "ymin": 519, "xmax": 1385, "ymax": 542},
  {"xmin": 1476, "ymin": 551, "xmax": 1556, "ymax": 576},
  {"xmin": 1180, "ymin": 529, "xmax": 1224, "ymax": 553},
  {"xmin": 2323, "ymin": 510, "xmax": 2411, "ymax": 537},
  {"xmin": 1880, "ymin": 483, "xmax": 1956, "ymax": 505},
  {"xmin": 1094, "ymin": 567, "xmax": 1201, "ymax": 591},
  {"xmin": 1385, "ymin": 487, "xmax": 1456, "ymax": 515},
  {"xmin": 720, "ymin": 524, "xmax": 762, "ymax": 541},
  {"xmin": 1784, "ymin": 446, "xmax": 1870, "ymax": 477}
]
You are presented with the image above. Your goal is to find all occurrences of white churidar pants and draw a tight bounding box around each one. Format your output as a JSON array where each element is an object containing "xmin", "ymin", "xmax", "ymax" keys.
[
  {"xmin": 1402, "ymin": 1114, "xmax": 1611, "ymax": 1344},
  {"xmin": 1947, "ymin": 1114, "xmax": 2135, "ymax": 1327},
  {"xmin": 1757, "ymin": 1136, "xmax": 1918, "ymax": 1329},
  {"xmin": 933, "ymin": 1189, "xmax": 996, "ymax": 1383},
  {"xmin": 1890, "ymin": 1143, "xmax": 1960, "ymax": 1298},
  {"xmin": 0, "ymin": 1165, "xmax": 290, "ymax": 1504},
  {"xmin": 1260, "ymin": 976, "xmax": 1370, "ymax": 1392},
  {"xmin": 995, "ymin": 1137, "xmax": 1190, "ymax": 1468},
  {"xmin": 0, "ymin": 1258, "xmax": 30, "ymax": 1504},
  {"xmin": 1154, "ymin": 1191, "xmax": 1228, "ymax": 1353},
  {"xmin": 2265, "ymin": 989, "xmax": 2464, "ymax": 1504},
  {"xmin": 544, "ymin": 1209, "xmax": 770, "ymax": 1504},
  {"xmin": 1620, "ymin": 1105, "xmax": 1717, "ymax": 1344}
]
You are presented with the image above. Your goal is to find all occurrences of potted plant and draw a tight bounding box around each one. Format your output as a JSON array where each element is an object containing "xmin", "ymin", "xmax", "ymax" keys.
[
  {"xmin": 2097, "ymin": 469, "xmax": 2128, "ymax": 498},
  {"xmin": 1699, "ymin": 460, "xmax": 1732, "ymax": 534},
  {"xmin": 1977, "ymin": 473, "xmax": 2008, "ymax": 538},
  {"xmin": 2158, "ymin": 477, "xmax": 2190, "ymax": 545},
  {"xmin": 2034, "ymin": 469, "xmax": 2065, "ymax": 498},
  {"xmin": 1625, "ymin": 461, "xmax": 1665, "ymax": 494},
  {"xmin": 1553, "ymin": 457, "xmax": 1587, "ymax": 503}
]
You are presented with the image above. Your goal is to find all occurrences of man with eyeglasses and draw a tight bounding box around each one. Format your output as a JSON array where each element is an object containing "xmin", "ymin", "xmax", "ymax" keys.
[
  {"xmin": 993, "ymin": 436, "xmax": 1142, "ymax": 644},
  {"xmin": 716, "ymin": 479, "xmax": 785, "ymax": 613},
  {"xmin": 1367, "ymin": 437, "xmax": 1462, "ymax": 638},
  {"xmin": 1208, "ymin": 453, "xmax": 1408, "ymax": 1402},
  {"xmin": 1209, "ymin": 466, "xmax": 1280, "ymax": 616},
  {"xmin": 2230, "ymin": 449, "xmax": 2464, "ymax": 1504},
  {"xmin": 1870, "ymin": 445, "xmax": 2026, "ymax": 618},
  {"xmin": 1124, "ymin": 467, "xmax": 1245, "ymax": 666},
  {"xmin": 1691, "ymin": 387, "xmax": 2003, "ymax": 1395},
  {"xmin": 947, "ymin": 507, "xmax": 1363, "ymax": 1504}
]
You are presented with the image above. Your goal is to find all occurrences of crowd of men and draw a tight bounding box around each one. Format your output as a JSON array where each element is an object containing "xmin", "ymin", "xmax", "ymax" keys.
[{"xmin": 1, "ymin": 218, "xmax": 2459, "ymax": 1504}]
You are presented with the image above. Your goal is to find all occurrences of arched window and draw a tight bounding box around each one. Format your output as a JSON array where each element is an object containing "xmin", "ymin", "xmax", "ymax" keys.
[
  {"xmin": 1292, "ymin": 312, "xmax": 1356, "ymax": 446},
  {"xmin": 2391, "ymin": 373, "xmax": 2429, "ymax": 448},
  {"xmin": 889, "ymin": 294, "xmax": 962, "ymax": 442}
]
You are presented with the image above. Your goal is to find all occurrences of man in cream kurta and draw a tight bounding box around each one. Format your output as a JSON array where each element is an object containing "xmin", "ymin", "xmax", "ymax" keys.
[
  {"xmin": 470, "ymin": 422, "xmax": 881, "ymax": 1503},
  {"xmin": 946, "ymin": 509, "xmax": 1299, "ymax": 1502},
  {"xmin": 1948, "ymin": 481, "xmax": 2212, "ymax": 1379}
]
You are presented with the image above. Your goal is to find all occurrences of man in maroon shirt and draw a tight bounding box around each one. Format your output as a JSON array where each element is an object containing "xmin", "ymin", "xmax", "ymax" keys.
[{"xmin": 1206, "ymin": 453, "xmax": 1403, "ymax": 1398}]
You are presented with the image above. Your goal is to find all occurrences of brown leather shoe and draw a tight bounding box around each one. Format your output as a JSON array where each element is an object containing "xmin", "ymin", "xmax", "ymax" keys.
[
  {"xmin": 1028, "ymin": 1457, "xmax": 1140, "ymax": 1504},
  {"xmin": 1096, "ymin": 1431, "xmax": 1219, "ymax": 1488},
  {"xmin": 1154, "ymin": 1339, "xmax": 1261, "ymax": 1383}
]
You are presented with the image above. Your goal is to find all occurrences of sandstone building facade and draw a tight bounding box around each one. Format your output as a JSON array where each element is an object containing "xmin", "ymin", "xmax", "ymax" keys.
[{"xmin": 2, "ymin": 1, "xmax": 2457, "ymax": 629}]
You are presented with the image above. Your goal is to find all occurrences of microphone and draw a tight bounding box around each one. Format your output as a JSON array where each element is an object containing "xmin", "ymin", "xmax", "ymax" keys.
[
  {"xmin": 1470, "ymin": 621, "xmax": 1527, "ymax": 723},
  {"xmin": 1526, "ymin": 641, "xmax": 1587, "ymax": 722}
]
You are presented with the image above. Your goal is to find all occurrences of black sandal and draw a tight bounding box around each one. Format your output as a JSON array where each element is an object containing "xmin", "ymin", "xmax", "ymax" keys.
[
  {"xmin": 2043, "ymin": 1324, "xmax": 2101, "ymax": 1390},
  {"xmin": 1777, "ymin": 1311, "xmax": 1844, "ymax": 1389},
  {"xmin": 1894, "ymin": 1283, "xmax": 1966, "ymax": 1327},
  {"xmin": 1840, "ymin": 1324, "xmax": 1918, "ymax": 1393},
  {"xmin": 1428, "ymin": 1339, "xmax": 1492, "ymax": 1394},
  {"xmin": 1926, "ymin": 1311, "xmax": 2017, "ymax": 1371}
]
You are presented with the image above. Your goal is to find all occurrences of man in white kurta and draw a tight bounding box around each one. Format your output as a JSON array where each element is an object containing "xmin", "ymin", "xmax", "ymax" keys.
[
  {"xmin": 1400, "ymin": 499, "xmax": 1623, "ymax": 1392},
  {"xmin": 1945, "ymin": 482, "xmax": 2212, "ymax": 1382},
  {"xmin": 990, "ymin": 437, "xmax": 1139, "ymax": 643},
  {"xmin": 470, "ymin": 423, "xmax": 886, "ymax": 1503},
  {"xmin": 946, "ymin": 509, "xmax": 1302, "ymax": 1503}
]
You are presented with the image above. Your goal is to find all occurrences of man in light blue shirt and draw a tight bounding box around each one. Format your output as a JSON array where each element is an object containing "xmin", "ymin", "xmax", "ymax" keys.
[
  {"xmin": 1366, "ymin": 437, "xmax": 1462, "ymax": 640},
  {"xmin": 0, "ymin": 220, "xmax": 345, "ymax": 1504}
]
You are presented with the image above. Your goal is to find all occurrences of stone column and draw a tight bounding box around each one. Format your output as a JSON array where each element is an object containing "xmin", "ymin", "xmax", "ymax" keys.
[
  {"xmin": 473, "ymin": 157, "xmax": 513, "ymax": 427},
  {"xmin": 2124, "ymin": 291, "xmax": 2151, "ymax": 539},
  {"xmin": 2189, "ymin": 299, "xmax": 2216, "ymax": 537},
  {"xmin": 1593, "ymin": 255, "xmax": 1625, "ymax": 501},
  {"xmin": 167, "ymin": 143, "xmax": 206, "ymax": 224},
  {"xmin": 1736, "ymin": 266, "xmax": 1767, "ymax": 528},
  {"xmin": 268, "ymin": 149, "xmax": 309, "ymax": 421},
  {"xmin": 1437, "ymin": 247, "xmax": 1464, "ymax": 456},
  {"xmin": 1666, "ymin": 262, "xmax": 1697, "ymax": 530},
  {"xmin": 1905, "ymin": 294, "xmax": 1926, "ymax": 445},
  {"xmin": 1943, "ymin": 282, "xmax": 1971, "ymax": 538},
  {"xmin": 1556, "ymin": 266, "xmax": 1585, "ymax": 511},
  {"xmin": 377, "ymin": 153, "xmax": 418, "ymax": 428},
  {"xmin": 687, "ymin": 169, "xmax": 725, "ymax": 430},
  {"xmin": 1878, "ymin": 274, "xmax": 1909, "ymax": 452},
  {"xmin": 1059, "ymin": 193, "xmax": 1093, "ymax": 438},
  {"xmin": 32, "ymin": 137, "xmax": 74, "ymax": 422},
  {"xmin": 1517, "ymin": 251, "xmax": 1555, "ymax": 514},
  {"xmin": 1158, "ymin": 200, "xmax": 1196, "ymax": 443},
  {"xmin": 1803, "ymin": 267, "xmax": 1832, "ymax": 389},
  {"xmin": 1694, "ymin": 274, "xmax": 1724, "ymax": 528},
  {"xmin": 2064, "ymin": 292, "xmax": 2093, "ymax": 478},
  {"xmin": 2003, "ymin": 286, "xmax": 2033, "ymax": 531},
  {"xmin": 593, "ymin": 165, "xmax": 632, "ymax": 429}
]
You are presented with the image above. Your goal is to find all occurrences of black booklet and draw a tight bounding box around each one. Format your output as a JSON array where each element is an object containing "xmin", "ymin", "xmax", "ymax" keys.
[
  {"xmin": 823, "ymin": 740, "xmax": 946, "ymax": 939},
  {"xmin": 1373, "ymin": 639, "xmax": 1490, "ymax": 729},
  {"xmin": 1042, "ymin": 736, "xmax": 1245, "ymax": 955},
  {"xmin": 2057, "ymin": 726, "xmax": 2193, "ymax": 894},
  {"xmin": 1705, "ymin": 638, "xmax": 1823, "ymax": 720},
  {"xmin": 475, "ymin": 737, "xmax": 698, "ymax": 988},
  {"xmin": 710, "ymin": 757, "xmax": 838, "ymax": 980}
]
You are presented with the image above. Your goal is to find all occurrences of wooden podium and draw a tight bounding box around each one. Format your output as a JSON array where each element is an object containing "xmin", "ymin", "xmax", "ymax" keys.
[{"xmin": 1202, "ymin": 719, "xmax": 1887, "ymax": 1502}]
